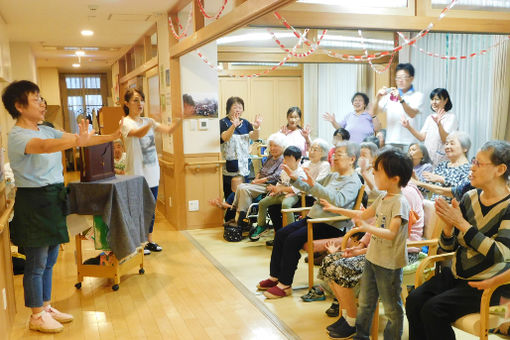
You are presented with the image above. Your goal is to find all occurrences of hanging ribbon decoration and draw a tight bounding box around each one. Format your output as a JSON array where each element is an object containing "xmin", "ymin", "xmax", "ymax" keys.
[
  {"xmin": 195, "ymin": 0, "xmax": 229, "ymax": 20},
  {"xmin": 267, "ymin": 28, "xmax": 327, "ymax": 58},
  {"xmin": 358, "ymin": 30, "xmax": 396, "ymax": 74},
  {"xmin": 397, "ymin": 31, "xmax": 510, "ymax": 60},
  {"xmin": 196, "ymin": 29, "xmax": 308, "ymax": 78},
  {"xmin": 168, "ymin": 10, "xmax": 193, "ymax": 40}
]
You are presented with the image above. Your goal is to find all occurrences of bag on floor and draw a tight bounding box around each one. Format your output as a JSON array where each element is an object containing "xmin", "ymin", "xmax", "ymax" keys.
[{"xmin": 223, "ymin": 225, "xmax": 243, "ymax": 242}]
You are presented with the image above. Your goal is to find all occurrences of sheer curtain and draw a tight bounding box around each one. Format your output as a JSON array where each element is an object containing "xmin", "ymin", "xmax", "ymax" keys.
[
  {"xmin": 409, "ymin": 32, "xmax": 502, "ymax": 157},
  {"xmin": 303, "ymin": 63, "xmax": 359, "ymax": 142},
  {"xmin": 491, "ymin": 36, "xmax": 510, "ymax": 141}
]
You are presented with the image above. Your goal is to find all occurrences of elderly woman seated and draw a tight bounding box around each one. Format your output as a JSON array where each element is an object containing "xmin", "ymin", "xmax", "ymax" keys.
[
  {"xmin": 228, "ymin": 132, "xmax": 285, "ymax": 229},
  {"xmin": 256, "ymin": 141, "xmax": 362, "ymax": 299},
  {"xmin": 406, "ymin": 140, "xmax": 510, "ymax": 340}
]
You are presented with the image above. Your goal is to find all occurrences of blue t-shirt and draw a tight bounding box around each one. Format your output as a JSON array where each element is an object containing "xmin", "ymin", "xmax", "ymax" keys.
[
  {"xmin": 219, "ymin": 117, "xmax": 254, "ymax": 176},
  {"xmin": 8, "ymin": 125, "xmax": 64, "ymax": 187}
]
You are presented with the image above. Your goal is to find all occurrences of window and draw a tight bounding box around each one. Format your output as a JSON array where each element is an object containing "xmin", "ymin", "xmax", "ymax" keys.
[
  {"xmin": 432, "ymin": 0, "xmax": 510, "ymax": 11},
  {"xmin": 60, "ymin": 74, "xmax": 107, "ymax": 133}
]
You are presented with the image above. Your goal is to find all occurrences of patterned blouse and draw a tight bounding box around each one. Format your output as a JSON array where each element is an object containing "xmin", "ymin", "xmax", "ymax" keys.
[{"xmin": 430, "ymin": 160, "xmax": 471, "ymax": 202}]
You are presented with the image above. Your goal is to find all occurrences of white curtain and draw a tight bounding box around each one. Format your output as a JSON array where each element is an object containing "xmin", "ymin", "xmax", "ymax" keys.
[
  {"xmin": 303, "ymin": 63, "xmax": 359, "ymax": 142},
  {"xmin": 491, "ymin": 36, "xmax": 510, "ymax": 141},
  {"xmin": 409, "ymin": 32, "xmax": 502, "ymax": 158}
]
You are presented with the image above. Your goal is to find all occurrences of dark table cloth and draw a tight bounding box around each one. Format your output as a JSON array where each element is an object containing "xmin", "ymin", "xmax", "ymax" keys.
[{"xmin": 68, "ymin": 175, "xmax": 155, "ymax": 259}]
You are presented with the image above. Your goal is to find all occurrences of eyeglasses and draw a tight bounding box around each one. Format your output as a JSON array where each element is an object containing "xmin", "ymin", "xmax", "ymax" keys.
[
  {"xmin": 395, "ymin": 76, "xmax": 411, "ymax": 80},
  {"xmin": 471, "ymin": 159, "xmax": 493, "ymax": 167}
]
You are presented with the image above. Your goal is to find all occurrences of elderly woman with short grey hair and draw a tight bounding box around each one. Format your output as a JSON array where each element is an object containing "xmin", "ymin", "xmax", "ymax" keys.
[
  {"xmin": 229, "ymin": 132, "xmax": 286, "ymax": 229},
  {"xmin": 302, "ymin": 138, "xmax": 331, "ymax": 182},
  {"xmin": 420, "ymin": 131, "xmax": 471, "ymax": 202},
  {"xmin": 256, "ymin": 141, "xmax": 362, "ymax": 299}
]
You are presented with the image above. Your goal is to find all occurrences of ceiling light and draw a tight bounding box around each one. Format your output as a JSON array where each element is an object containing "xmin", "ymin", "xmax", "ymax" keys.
[
  {"xmin": 75, "ymin": 50, "xmax": 85, "ymax": 56},
  {"xmin": 72, "ymin": 63, "xmax": 81, "ymax": 68},
  {"xmin": 81, "ymin": 30, "xmax": 94, "ymax": 36}
]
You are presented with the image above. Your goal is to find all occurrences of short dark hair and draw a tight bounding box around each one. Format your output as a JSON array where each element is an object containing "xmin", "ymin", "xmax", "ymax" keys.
[
  {"xmin": 429, "ymin": 88, "xmax": 453, "ymax": 112},
  {"xmin": 283, "ymin": 145, "xmax": 302, "ymax": 161},
  {"xmin": 2, "ymin": 80, "xmax": 40, "ymax": 119},
  {"xmin": 183, "ymin": 94, "xmax": 195, "ymax": 106},
  {"xmin": 396, "ymin": 63, "xmax": 415, "ymax": 77},
  {"xmin": 334, "ymin": 128, "xmax": 350, "ymax": 141},
  {"xmin": 123, "ymin": 88, "xmax": 145, "ymax": 116},
  {"xmin": 362, "ymin": 135, "xmax": 380, "ymax": 148},
  {"xmin": 351, "ymin": 92, "xmax": 369, "ymax": 107},
  {"xmin": 226, "ymin": 96, "xmax": 244, "ymax": 115},
  {"xmin": 374, "ymin": 148, "xmax": 413, "ymax": 187},
  {"xmin": 480, "ymin": 140, "xmax": 510, "ymax": 181},
  {"xmin": 287, "ymin": 106, "xmax": 302, "ymax": 118},
  {"xmin": 410, "ymin": 142, "xmax": 432, "ymax": 165}
]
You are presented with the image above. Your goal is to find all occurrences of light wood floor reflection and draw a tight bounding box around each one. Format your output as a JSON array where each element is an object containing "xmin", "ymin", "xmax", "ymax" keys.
[{"xmin": 9, "ymin": 210, "xmax": 288, "ymax": 340}]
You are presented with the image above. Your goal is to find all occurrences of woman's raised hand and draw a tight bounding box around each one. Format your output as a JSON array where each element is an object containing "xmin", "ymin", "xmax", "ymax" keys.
[
  {"xmin": 302, "ymin": 167, "xmax": 315, "ymax": 187},
  {"xmin": 401, "ymin": 116, "xmax": 410, "ymax": 129},
  {"xmin": 231, "ymin": 112, "xmax": 241, "ymax": 127},
  {"xmin": 325, "ymin": 240, "xmax": 341, "ymax": 254},
  {"xmin": 435, "ymin": 197, "xmax": 470, "ymax": 232},
  {"xmin": 301, "ymin": 124, "xmax": 311, "ymax": 139},
  {"xmin": 252, "ymin": 114, "xmax": 263, "ymax": 129},
  {"xmin": 76, "ymin": 118, "xmax": 94, "ymax": 146},
  {"xmin": 281, "ymin": 164, "xmax": 297, "ymax": 180},
  {"xmin": 377, "ymin": 87, "xmax": 388, "ymax": 98},
  {"xmin": 432, "ymin": 108, "xmax": 446, "ymax": 125},
  {"xmin": 322, "ymin": 112, "xmax": 336, "ymax": 123}
]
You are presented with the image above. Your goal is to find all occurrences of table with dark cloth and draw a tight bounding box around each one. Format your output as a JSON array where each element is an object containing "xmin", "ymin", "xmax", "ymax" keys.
[{"xmin": 68, "ymin": 175, "xmax": 155, "ymax": 259}]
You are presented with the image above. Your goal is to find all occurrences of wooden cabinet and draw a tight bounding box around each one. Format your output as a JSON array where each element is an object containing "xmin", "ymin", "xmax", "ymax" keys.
[{"xmin": 219, "ymin": 76, "xmax": 303, "ymax": 140}]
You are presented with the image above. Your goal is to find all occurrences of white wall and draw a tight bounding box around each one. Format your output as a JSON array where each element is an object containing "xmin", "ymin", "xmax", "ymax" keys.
[{"xmin": 9, "ymin": 42, "xmax": 37, "ymax": 83}]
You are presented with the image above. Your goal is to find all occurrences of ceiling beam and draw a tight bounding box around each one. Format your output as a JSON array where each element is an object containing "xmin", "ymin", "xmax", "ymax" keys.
[
  {"xmin": 169, "ymin": 0, "xmax": 295, "ymax": 58},
  {"xmin": 251, "ymin": 10, "xmax": 510, "ymax": 34},
  {"xmin": 218, "ymin": 51, "xmax": 393, "ymax": 64}
]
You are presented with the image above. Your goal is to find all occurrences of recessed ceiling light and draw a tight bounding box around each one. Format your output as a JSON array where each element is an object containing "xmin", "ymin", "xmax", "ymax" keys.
[
  {"xmin": 75, "ymin": 50, "xmax": 85, "ymax": 56},
  {"xmin": 72, "ymin": 63, "xmax": 81, "ymax": 68},
  {"xmin": 81, "ymin": 30, "xmax": 94, "ymax": 36}
]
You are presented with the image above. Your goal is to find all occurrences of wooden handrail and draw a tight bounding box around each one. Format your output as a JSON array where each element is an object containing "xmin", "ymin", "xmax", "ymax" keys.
[
  {"xmin": 158, "ymin": 158, "xmax": 174, "ymax": 168},
  {"xmin": 0, "ymin": 199, "xmax": 15, "ymax": 234},
  {"xmin": 184, "ymin": 160, "xmax": 226, "ymax": 167}
]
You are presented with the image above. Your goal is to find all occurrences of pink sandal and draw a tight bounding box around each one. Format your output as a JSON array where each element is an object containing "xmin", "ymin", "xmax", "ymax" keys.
[
  {"xmin": 263, "ymin": 285, "xmax": 292, "ymax": 299},
  {"xmin": 257, "ymin": 278, "xmax": 278, "ymax": 290}
]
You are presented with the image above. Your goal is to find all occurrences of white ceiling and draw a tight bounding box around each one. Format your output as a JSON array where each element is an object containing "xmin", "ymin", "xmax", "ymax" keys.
[{"xmin": 0, "ymin": 0, "xmax": 178, "ymax": 71}]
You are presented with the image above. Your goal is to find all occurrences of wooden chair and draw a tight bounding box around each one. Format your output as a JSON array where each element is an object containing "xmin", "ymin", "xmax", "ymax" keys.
[
  {"xmin": 415, "ymin": 253, "xmax": 507, "ymax": 340},
  {"xmin": 281, "ymin": 185, "xmax": 365, "ymax": 290}
]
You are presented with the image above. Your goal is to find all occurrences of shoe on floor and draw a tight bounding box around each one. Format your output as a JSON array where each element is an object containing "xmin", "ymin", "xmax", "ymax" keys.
[
  {"xmin": 45, "ymin": 306, "xmax": 73, "ymax": 323},
  {"xmin": 265, "ymin": 239, "xmax": 274, "ymax": 247},
  {"xmin": 328, "ymin": 317, "xmax": 356, "ymax": 339},
  {"xmin": 249, "ymin": 225, "xmax": 268, "ymax": 241},
  {"xmin": 257, "ymin": 278, "xmax": 278, "ymax": 290},
  {"xmin": 326, "ymin": 298, "xmax": 340, "ymax": 317},
  {"xmin": 301, "ymin": 286, "xmax": 326, "ymax": 302},
  {"xmin": 263, "ymin": 285, "xmax": 292, "ymax": 299},
  {"xmin": 327, "ymin": 316, "xmax": 348, "ymax": 332},
  {"xmin": 143, "ymin": 248, "xmax": 151, "ymax": 255},
  {"xmin": 29, "ymin": 311, "xmax": 64, "ymax": 333},
  {"xmin": 145, "ymin": 242, "xmax": 162, "ymax": 252}
]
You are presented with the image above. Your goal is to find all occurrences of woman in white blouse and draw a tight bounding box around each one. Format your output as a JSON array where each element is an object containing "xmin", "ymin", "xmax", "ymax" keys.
[{"xmin": 402, "ymin": 88, "xmax": 457, "ymax": 166}]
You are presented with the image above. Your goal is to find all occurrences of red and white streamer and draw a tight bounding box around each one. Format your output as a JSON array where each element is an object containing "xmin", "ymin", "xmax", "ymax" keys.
[
  {"xmin": 267, "ymin": 28, "xmax": 327, "ymax": 58},
  {"xmin": 196, "ymin": 0, "xmax": 228, "ymax": 20},
  {"xmin": 358, "ymin": 30, "xmax": 396, "ymax": 74},
  {"xmin": 397, "ymin": 31, "xmax": 510, "ymax": 60},
  {"xmin": 168, "ymin": 10, "xmax": 193, "ymax": 40}
]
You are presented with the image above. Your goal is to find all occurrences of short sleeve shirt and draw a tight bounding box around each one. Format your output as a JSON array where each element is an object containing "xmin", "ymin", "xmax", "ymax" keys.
[
  {"xmin": 220, "ymin": 117, "xmax": 253, "ymax": 176},
  {"xmin": 365, "ymin": 193, "xmax": 410, "ymax": 269},
  {"xmin": 339, "ymin": 111, "xmax": 374, "ymax": 144},
  {"xmin": 8, "ymin": 125, "xmax": 64, "ymax": 187},
  {"xmin": 121, "ymin": 116, "xmax": 160, "ymax": 187},
  {"xmin": 379, "ymin": 89, "xmax": 425, "ymax": 145}
]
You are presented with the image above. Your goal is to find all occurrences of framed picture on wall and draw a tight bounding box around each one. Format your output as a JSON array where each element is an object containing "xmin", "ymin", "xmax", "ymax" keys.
[{"xmin": 182, "ymin": 93, "xmax": 218, "ymax": 118}]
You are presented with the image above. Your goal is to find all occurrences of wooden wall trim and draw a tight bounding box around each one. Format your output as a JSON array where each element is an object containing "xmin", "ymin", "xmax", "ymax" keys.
[
  {"xmin": 169, "ymin": 0, "xmax": 295, "ymax": 58},
  {"xmin": 119, "ymin": 57, "xmax": 158, "ymax": 84},
  {"xmin": 219, "ymin": 69, "xmax": 302, "ymax": 77},
  {"xmin": 251, "ymin": 10, "xmax": 510, "ymax": 34},
  {"xmin": 218, "ymin": 51, "xmax": 393, "ymax": 64}
]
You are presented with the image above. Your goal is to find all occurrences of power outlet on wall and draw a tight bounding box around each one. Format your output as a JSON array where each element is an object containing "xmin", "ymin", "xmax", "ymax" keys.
[{"xmin": 188, "ymin": 200, "xmax": 199, "ymax": 211}]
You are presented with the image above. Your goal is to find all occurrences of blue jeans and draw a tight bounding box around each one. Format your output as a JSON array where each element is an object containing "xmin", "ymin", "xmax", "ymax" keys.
[
  {"xmin": 354, "ymin": 260, "xmax": 404, "ymax": 340},
  {"xmin": 149, "ymin": 186, "xmax": 159, "ymax": 234},
  {"xmin": 23, "ymin": 245, "xmax": 59, "ymax": 308}
]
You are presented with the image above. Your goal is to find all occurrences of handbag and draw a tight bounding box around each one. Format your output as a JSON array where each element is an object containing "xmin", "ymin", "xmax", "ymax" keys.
[
  {"xmin": 80, "ymin": 142, "xmax": 115, "ymax": 182},
  {"xmin": 223, "ymin": 225, "xmax": 243, "ymax": 242}
]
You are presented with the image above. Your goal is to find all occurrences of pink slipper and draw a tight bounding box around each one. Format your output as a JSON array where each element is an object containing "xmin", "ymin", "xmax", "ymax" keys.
[
  {"xmin": 263, "ymin": 285, "xmax": 292, "ymax": 299},
  {"xmin": 257, "ymin": 279, "xmax": 278, "ymax": 290}
]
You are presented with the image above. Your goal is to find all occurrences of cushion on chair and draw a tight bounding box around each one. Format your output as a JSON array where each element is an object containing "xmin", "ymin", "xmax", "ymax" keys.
[
  {"xmin": 402, "ymin": 252, "xmax": 428, "ymax": 275},
  {"xmin": 453, "ymin": 312, "xmax": 501, "ymax": 336}
]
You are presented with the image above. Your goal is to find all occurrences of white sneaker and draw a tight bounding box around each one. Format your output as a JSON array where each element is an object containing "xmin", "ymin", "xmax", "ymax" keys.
[
  {"xmin": 45, "ymin": 306, "xmax": 74, "ymax": 323},
  {"xmin": 144, "ymin": 248, "xmax": 151, "ymax": 255},
  {"xmin": 29, "ymin": 310, "xmax": 64, "ymax": 333}
]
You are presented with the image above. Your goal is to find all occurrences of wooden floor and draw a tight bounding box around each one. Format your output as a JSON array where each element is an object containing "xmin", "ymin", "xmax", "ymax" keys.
[{"xmin": 9, "ymin": 211, "xmax": 288, "ymax": 340}]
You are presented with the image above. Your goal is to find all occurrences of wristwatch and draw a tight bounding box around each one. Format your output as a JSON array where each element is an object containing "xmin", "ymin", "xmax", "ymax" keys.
[{"xmin": 400, "ymin": 99, "xmax": 405, "ymax": 104}]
